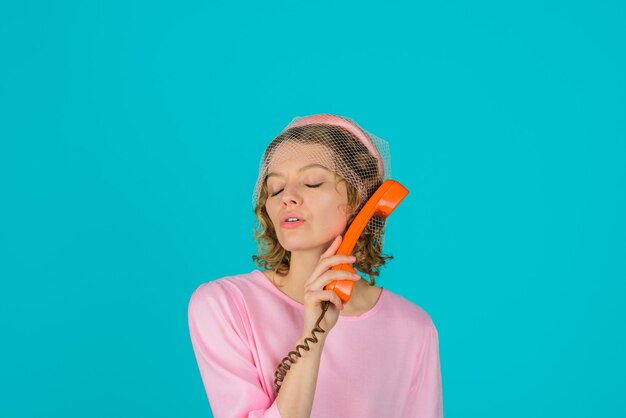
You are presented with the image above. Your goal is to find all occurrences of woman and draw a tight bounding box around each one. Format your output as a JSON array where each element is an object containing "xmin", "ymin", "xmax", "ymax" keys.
[{"xmin": 188, "ymin": 114, "xmax": 443, "ymax": 417}]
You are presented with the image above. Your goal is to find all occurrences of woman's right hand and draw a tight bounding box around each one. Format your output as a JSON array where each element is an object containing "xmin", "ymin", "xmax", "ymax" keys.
[{"xmin": 302, "ymin": 235, "xmax": 361, "ymax": 338}]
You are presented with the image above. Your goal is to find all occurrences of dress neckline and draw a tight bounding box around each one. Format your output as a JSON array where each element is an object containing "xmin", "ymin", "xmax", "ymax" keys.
[{"xmin": 252, "ymin": 269, "xmax": 386, "ymax": 322}]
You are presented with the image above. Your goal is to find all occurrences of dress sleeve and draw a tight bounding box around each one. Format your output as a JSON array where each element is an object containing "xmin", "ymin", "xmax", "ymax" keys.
[
  {"xmin": 407, "ymin": 320, "xmax": 444, "ymax": 418},
  {"xmin": 188, "ymin": 281, "xmax": 281, "ymax": 418}
]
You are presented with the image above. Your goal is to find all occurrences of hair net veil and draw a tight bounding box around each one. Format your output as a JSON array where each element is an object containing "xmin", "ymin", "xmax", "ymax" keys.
[{"xmin": 252, "ymin": 113, "xmax": 393, "ymax": 251}]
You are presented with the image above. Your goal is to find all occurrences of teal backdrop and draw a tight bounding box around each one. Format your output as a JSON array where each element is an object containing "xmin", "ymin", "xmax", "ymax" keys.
[{"xmin": 1, "ymin": 1, "xmax": 624, "ymax": 417}]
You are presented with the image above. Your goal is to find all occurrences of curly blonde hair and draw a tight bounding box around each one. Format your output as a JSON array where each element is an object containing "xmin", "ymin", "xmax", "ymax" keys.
[{"xmin": 251, "ymin": 124, "xmax": 394, "ymax": 286}]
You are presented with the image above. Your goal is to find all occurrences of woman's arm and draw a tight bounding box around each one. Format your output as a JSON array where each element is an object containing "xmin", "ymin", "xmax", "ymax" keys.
[
  {"xmin": 274, "ymin": 332, "xmax": 328, "ymax": 418},
  {"xmin": 274, "ymin": 237, "xmax": 359, "ymax": 417},
  {"xmin": 188, "ymin": 281, "xmax": 282, "ymax": 417},
  {"xmin": 406, "ymin": 321, "xmax": 444, "ymax": 418}
]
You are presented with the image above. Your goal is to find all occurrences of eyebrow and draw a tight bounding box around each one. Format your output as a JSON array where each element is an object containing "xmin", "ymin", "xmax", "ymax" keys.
[{"xmin": 266, "ymin": 163, "xmax": 330, "ymax": 179}]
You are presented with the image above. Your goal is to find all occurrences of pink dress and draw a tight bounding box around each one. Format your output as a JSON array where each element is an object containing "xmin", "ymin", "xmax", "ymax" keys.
[{"xmin": 187, "ymin": 269, "xmax": 443, "ymax": 417}]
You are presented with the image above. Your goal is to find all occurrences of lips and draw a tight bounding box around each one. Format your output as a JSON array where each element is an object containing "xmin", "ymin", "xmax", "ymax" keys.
[
  {"xmin": 280, "ymin": 211, "xmax": 305, "ymax": 229},
  {"xmin": 280, "ymin": 219, "xmax": 304, "ymax": 228},
  {"xmin": 280, "ymin": 211, "xmax": 304, "ymax": 223}
]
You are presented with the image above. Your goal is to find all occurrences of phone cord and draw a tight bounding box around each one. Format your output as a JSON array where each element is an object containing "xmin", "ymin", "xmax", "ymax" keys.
[{"xmin": 273, "ymin": 299, "xmax": 331, "ymax": 395}]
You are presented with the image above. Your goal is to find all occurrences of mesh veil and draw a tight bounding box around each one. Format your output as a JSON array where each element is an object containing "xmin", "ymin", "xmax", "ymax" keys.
[{"xmin": 252, "ymin": 113, "xmax": 393, "ymax": 256}]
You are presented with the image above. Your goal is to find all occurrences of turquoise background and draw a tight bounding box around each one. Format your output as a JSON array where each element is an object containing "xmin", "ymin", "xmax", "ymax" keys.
[{"xmin": 1, "ymin": 1, "xmax": 624, "ymax": 417}]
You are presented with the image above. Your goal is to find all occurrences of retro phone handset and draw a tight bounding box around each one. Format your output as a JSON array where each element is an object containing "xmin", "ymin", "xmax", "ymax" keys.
[{"xmin": 273, "ymin": 179, "xmax": 409, "ymax": 394}]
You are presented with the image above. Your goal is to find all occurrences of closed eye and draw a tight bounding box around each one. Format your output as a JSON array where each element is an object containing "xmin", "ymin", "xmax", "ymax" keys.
[{"xmin": 270, "ymin": 183, "xmax": 323, "ymax": 197}]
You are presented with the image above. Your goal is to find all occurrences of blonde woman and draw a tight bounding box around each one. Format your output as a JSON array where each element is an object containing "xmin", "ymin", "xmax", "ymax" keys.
[{"xmin": 188, "ymin": 114, "xmax": 443, "ymax": 417}]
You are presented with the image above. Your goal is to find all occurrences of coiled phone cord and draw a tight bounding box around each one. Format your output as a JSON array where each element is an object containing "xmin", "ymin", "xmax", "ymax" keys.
[{"xmin": 273, "ymin": 299, "xmax": 332, "ymax": 395}]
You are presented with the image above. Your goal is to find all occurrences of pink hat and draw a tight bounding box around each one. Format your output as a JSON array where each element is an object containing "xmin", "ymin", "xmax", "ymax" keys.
[{"xmin": 287, "ymin": 114, "xmax": 384, "ymax": 178}]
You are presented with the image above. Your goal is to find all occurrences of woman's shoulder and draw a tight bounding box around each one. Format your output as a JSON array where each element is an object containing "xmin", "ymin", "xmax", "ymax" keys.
[
  {"xmin": 188, "ymin": 270, "xmax": 264, "ymax": 307},
  {"xmin": 381, "ymin": 287, "xmax": 438, "ymax": 332},
  {"xmin": 187, "ymin": 270, "xmax": 265, "ymax": 330}
]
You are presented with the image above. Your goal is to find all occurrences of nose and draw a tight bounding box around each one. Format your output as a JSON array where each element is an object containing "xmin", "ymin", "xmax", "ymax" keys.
[{"xmin": 280, "ymin": 184, "xmax": 302, "ymax": 206}]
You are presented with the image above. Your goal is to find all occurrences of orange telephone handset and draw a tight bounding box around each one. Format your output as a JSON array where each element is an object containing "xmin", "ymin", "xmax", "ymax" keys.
[{"xmin": 324, "ymin": 179, "xmax": 409, "ymax": 303}]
